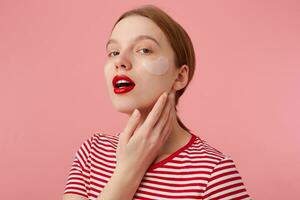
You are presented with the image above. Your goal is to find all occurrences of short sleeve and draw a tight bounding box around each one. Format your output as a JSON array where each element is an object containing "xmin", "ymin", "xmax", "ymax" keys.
[
  {"xmin": 202, "ymin": 156, "xmax": 252, "ymax": 200},
  {"xmin": 63, "ymin": 135, "xmax": 94, "ymax": 198}
]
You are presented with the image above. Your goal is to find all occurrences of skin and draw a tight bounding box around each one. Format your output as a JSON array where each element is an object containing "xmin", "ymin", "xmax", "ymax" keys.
[{"xmin": 63, "ymin": 15, "xmax": 191, "ymax": 200}]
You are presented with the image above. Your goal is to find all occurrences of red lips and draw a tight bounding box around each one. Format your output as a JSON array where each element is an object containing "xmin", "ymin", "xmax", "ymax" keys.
[{"xmin": 112, "ymin": 75, "xmax": 136, "ymax": 94}]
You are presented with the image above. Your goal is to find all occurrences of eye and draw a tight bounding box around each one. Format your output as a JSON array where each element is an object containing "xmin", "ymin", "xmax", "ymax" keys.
[
  {"xmin": 138, "ymin": 48, "xmax": 152, "ymax": 55},
  {"xmin": 108, "ymin": 51, "xmax": 119, "ymax": 57}
]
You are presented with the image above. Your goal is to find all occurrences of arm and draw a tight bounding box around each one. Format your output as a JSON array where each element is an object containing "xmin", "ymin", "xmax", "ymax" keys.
[
  {"xmin": 63, "ymin": 92, "xmax": 174, "ymax": 200},
  {"xmin": 97, "ymin": 166, "xmax": 145, "ymax": 200},
  {"xmin": 63, "ymin": 137, "xmax": 92, "ymax": 200},
  {"xmin": 63, "ymin": 194, "xmax": 88, "ymax": 200},
  {"xmin": 62, "ymin": 166, "xmax": 144, "ymax": 200},
  {"xmin": 98, "ymin": 92, "xmax": 175, "ymax": 200},
  {"xmin": 202, "ymin": 156, "xmax": 251, "ymax": 200}
]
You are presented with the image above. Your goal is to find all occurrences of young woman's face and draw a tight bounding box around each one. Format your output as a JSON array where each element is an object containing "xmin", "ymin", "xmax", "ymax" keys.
[{"xmin": 104, "ymin": 15, "xmax": 178, "ymax": 114}]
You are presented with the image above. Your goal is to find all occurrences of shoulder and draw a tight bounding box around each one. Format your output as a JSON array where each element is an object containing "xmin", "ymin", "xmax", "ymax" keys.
[
  {"xmin": 191, "ymin": 134, "xmax": 229, "ymax": 161},
  {"xmin": 92, "ymin": 132, "xmax": 119, "ymax": 143},
  {"xmin": 188, "ymin": 133, "xmax": 240, "ymax": 171},
  {"xmin": 194, "ymin": 137, "xmax": 250, "ymax": 199},
  {"xmin": 87, "ymin": 132, "xmax": 119, "ymax": 149},
  {"xmin": 76, "ymin": 132, "xmax": 119, "ymax": 156},
  {"xmin": 74, "ymin": 132, "xmax": 119, "ymax": 167}
]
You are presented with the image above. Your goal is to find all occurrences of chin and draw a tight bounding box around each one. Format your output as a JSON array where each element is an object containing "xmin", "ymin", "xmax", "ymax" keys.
[
  {"xmin": 111, "ymin": 92, "xmax": 157, "ymax": 115},
  {"xmin": 112, "ymin": 101, "xmax": 136, "ymax": 114},
  {"xmin": 115, "ymin": 107, "xmax": 134, "ymax": 115},
  {"xmin": 113, "ymin": 100, "xmax": 153, "ymax": 115}
]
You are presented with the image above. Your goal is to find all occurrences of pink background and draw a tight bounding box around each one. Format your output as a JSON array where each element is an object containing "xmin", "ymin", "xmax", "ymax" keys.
[{"xmin": 1, "ymin": 0, "xmax": 299, "ymax": 199}]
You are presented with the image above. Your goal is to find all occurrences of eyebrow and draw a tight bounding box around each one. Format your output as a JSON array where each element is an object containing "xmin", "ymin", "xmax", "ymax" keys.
[{"xmin": 106, "ymin": 35, "xmax": 161, "ymax": 50}]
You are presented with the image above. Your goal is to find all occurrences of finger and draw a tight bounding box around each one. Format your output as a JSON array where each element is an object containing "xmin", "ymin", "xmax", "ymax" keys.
[
  {"xmin": 143, "ymin": 92, "xmax": 168, "ymax": 130},
  {"xmin": 161, "ymin": 105, "xmax": 174, "ymax": 144},
  {"xmin": 153, "ymin": 94, "xmax": 172, "ymax": 131},
  {"xmin": 120, "ymin": 109, "xmax": 141, "ymax": 144},
  {"xmin": 154, "ymin": 92, "xmax": 175, "ymax": 130}
]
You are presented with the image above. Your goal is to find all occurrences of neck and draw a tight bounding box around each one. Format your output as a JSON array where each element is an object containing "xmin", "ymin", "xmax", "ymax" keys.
[{"xmin": 134, "ymin": 110, "xmax": 191, "ymax": 155}]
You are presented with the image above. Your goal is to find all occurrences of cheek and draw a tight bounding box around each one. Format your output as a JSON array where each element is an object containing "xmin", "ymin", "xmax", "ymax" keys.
[
  {"xmin": 103, "ymin": 61, "xmax": 113, "ymax": 77},
  {"xmin": 103, "ymin": 62, "xmax": 113, "ymax": 86},
  {"xmin": 103, "ymin": 61, "xmax": 110, "ymax": 75},
  {"xmin": 136, "ymin": 56, "xmax": 170, "ymax": 76}
]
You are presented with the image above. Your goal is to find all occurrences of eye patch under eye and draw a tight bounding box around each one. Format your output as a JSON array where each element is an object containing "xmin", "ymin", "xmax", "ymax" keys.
[{"xmin": 139, "ymin": 56, "xmax": 169, "ymax": 75}]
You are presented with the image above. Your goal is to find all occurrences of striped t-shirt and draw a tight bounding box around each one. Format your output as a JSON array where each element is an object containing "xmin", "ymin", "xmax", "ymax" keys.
[{"xmin": 64, "ymin": 132, "xmax": 251, "ymax": 199}]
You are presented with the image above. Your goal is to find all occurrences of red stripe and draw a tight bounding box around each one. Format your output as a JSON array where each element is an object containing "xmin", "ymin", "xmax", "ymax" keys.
[
  {"xmin": 209, "ymin": 188, "xmax": 248, "ymax": 200},
  {"xmin": 63, "ymin": 133, "xmax": 250, "ymax": 199}
]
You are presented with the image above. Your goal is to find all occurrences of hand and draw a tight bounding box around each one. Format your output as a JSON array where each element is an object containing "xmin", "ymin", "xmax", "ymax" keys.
[{"xmin": 116, "ymin": 91, "xmax": 175, "ymax": 176}]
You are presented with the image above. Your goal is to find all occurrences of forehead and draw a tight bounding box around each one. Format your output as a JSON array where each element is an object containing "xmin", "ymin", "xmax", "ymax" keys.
[{"xmin": 109, "ymin": 15, "xmax": 165, "ymax": 45}]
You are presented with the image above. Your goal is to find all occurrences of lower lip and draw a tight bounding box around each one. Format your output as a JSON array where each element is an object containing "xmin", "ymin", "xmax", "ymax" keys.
[{"xmin": 114, "ymin": 85, "xmax": 135, "ymax": 94}]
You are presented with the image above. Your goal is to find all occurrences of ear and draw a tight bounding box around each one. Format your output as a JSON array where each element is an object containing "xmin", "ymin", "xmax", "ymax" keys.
[{"xmin": 173, "ymin": 64, "xmax": 189, "ymax": 91}]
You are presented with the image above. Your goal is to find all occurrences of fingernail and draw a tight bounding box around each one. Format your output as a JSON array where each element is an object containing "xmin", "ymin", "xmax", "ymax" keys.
[
  {"xmin": 133, "ymin": 109, "xmax": 138, "ymax": 115},
  {"xmin": 163, "ymin": 92, "xmax": 168, "ymax": 98}
]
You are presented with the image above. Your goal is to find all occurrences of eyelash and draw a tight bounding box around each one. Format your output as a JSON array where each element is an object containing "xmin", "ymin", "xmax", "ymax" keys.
[
  {"xmin": 138, "ymin": 48, "xmax": 152, "ymax": 54},
  {"xmin": 108, "ymin": 51, "xmax": 119, "ymax": 57},
  {"xmin": 108, "ymin": 48, "xmax": 152, "ymax": 57}
]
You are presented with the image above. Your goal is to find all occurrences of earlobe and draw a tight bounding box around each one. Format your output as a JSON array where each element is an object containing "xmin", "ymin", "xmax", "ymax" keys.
[{"xmin": 173, "ymin": 65, "xmax": 189, "ymax": 91}]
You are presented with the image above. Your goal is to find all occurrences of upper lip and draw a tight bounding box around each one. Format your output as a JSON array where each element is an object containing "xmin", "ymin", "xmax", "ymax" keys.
[{"xmin": 112, "ymin": 74, "xmax": 136, "ymax": 88}]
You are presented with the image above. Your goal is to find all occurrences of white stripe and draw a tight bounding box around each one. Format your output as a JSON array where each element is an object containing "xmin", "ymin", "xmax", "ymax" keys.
[
  {"xmin": 64, "ymin": 134, "xmax": 251, "ymax": 199},
  {"xmin": 94, "ymin": 140, "xmax": 117, "ymax": 150},
  {"xmin": 154, "ymin": 166, "xmax": 212, "ymax": 173},
  {"xmin": 146, "ymin": 172, "xmax": 211, "ymax": 179},
  {"xmin": 206, "ymin": 179, "xmax": 243, "ymax": 193},
  {"xmin": 218, "ymin": 191, "xmax": 250, "ymax": 200},
  {"xmin": 90, "ymin": 165, "xmax": 114, "ymax": 177},
  {"xmin": 134, "ymin": 192, "xmax": 198, "ymax": 200},
  {"xmin": 91, "ymin": 151, "xmax": 116, "ymax": 163},
  {"xmin": 91, "ymin": 146, "xmax": 116, "ymax": 156},
  {"xmin": 208, "ymin": 172, "xmax": 241, "ymax": 186},
  {"xmin": 141, "ymin": 181, "xmax": 203, "ymax": 191},
  {"xmin": 137, "ymin": 186, "xmax": 201, "ymax": 197},
  {"xmin": 181, "ymin": 151, "xmax": 224, "ymax": 160},
  {"xmin": 165, "ymin": 161, "xmax": 216, "ymax": 168},
  {"xmin": 211, "ymin": 164, "xmax": 237, "ymax": 177},
  {"xmin": 174, "ymin": 156, "xmax": 220, "ymax": 163},
  {"xmin": 208, "ymin": 185, "xmax": 247, "ymax": 199},
  {"xmin": 65, "ymin": 183, "xmax": 86, "ymax": 191},
  {"xmin": 143, "ymin": 176, "xmax": 208, "ymax": 185}
]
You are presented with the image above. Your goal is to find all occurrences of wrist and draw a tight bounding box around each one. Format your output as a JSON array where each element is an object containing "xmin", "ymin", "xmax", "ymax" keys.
[{"xmin": 113, "ymin": 165, "xmax": 145, "ymax": 184}]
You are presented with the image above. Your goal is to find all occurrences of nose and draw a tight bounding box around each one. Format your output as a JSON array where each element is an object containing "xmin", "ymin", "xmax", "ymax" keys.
[{"xmin": 114, "ymin": 53, "xmax": 132, "ymax": 71}]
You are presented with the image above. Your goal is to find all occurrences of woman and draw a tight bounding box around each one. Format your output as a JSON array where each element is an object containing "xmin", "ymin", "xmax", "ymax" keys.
[{"xmin": 63, "ymin": 5, "xmax": 251, "ymax": 200}]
